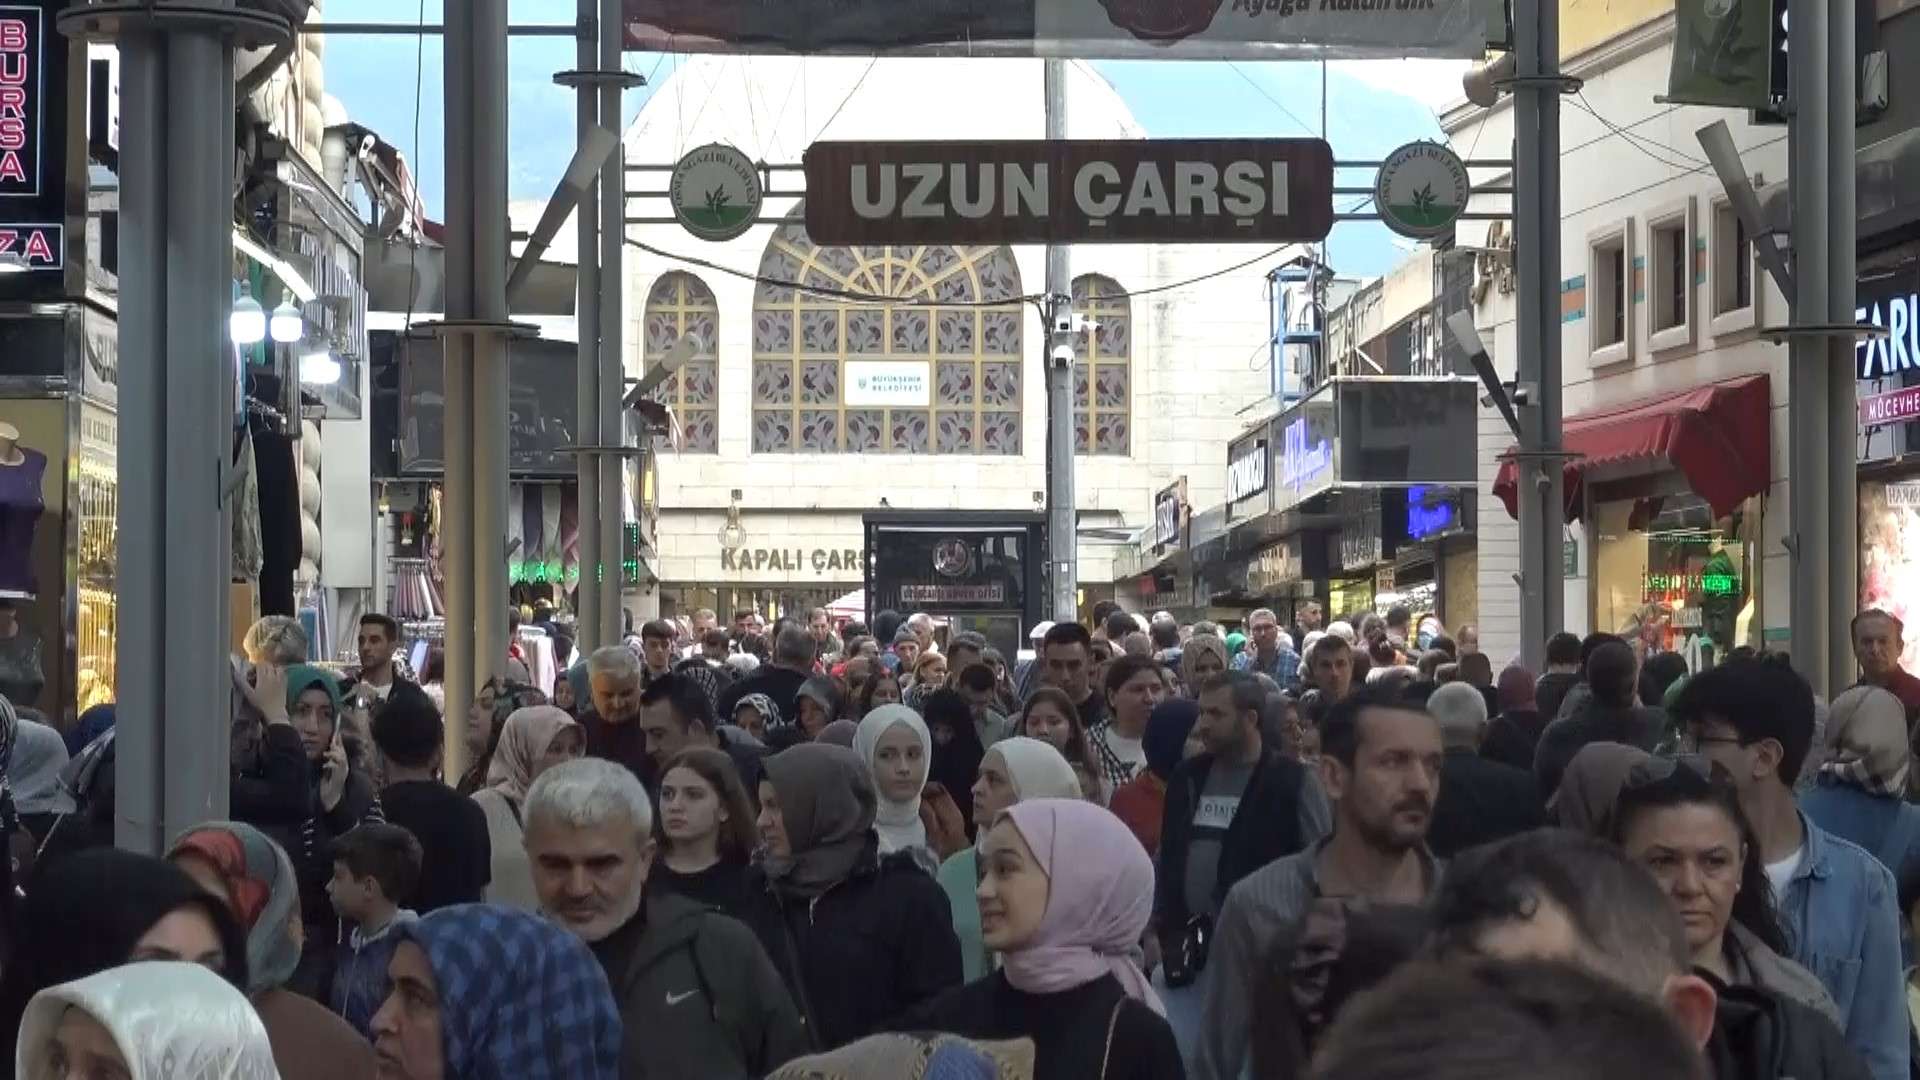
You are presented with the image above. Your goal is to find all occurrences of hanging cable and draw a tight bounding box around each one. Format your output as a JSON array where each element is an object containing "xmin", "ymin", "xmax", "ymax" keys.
[
  {"xmin": 623, "ymin": 234, "xmax": 1043, "ymax": 307},
  {"xmin": 808, "ymin": 57, "xmax": 877, "ymax": 144},
  {"xmin": 1228, "ymin": 62, "xmax": 1318, "ymax": 137},
  {"xmin": 1570, "ymin": 92, "xmax": 1709, "ymax": 170}
]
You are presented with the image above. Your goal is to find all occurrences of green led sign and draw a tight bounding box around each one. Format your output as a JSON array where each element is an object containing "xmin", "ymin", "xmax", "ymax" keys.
[{"xmin": 1643, "ymin": 572, "xmax": 1741, "ymax": 598}]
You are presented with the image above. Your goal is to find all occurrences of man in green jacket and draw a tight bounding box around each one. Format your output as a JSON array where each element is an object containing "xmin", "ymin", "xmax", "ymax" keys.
[{"xmin": 524, "ymin": 757, "xmax": 808, "ymax": 1079}]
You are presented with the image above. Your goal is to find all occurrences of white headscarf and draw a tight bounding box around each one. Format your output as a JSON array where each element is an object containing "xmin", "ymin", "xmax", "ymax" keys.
[
  {"xmin": 986, "ymin": 737, "xmax": 1082, "ymax": 802},
  {"xmin": 855, "ymin": 705, "xmax": 931, "ymax": 855},
  {"xmin": 16, "ymin": 961, "xmax": 279, "ymax": 1080}
]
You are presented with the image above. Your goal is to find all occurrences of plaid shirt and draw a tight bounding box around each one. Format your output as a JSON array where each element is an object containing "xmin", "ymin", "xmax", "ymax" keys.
[
  {"xmin": 400, "ymin": 905, "xmax": 621, "ymax": 1080},
  {"xmin": 1234, "ymin": 646, "xmax": 1301, "ymax": 686}
]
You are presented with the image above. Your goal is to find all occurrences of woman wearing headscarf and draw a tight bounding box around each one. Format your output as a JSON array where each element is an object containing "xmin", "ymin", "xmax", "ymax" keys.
[
  {"xmin": 9, "ymin": 716, "xmax": 74, "ymax": 844},
  {"xmin": 1108, "ymin": 700, "xmax": 1200, "ymax": 857},
  {"xmin": 815, "ymin": 718, "xmax": 859, "ymax": 747},
  {"xmin": 1800, "ymin": 684, "xmax": 1920, "ymax": 880},
  {"xmin": 0, "ymin": 848, "xmax": 250, "ymax": 1071},
  {"xmin": 167, "ymin": 821, "xmax": 374, "ymax": 1080},
  {"xmin": 897, "ymin": 799, "xmax": 1184, "ymax": 1080},
  {"xmin": 855, "ymin": 705, "xmax": 967, "ymax": 865},
  {"xmin": 923, "ymin": 689, "xmax": 988, "ymax": 831},
  {"xmin": 741, "ymin": 743, "xmax": 963, "ymax": 1050},
  {"xmin": 16, "ymin": 962, "xmax": 279, "ymax": 1080},
  {"xmin": 1548, "ymin": 741, "xmax": 1650, "ymax": 837},
  {"xmin": 471, "ymin": 705, "xmax": 583, "ymax": 911},
  {"xmin": 1179, "ymin": 636, "xmax": 1229, "ymax": 699},
  {"xmin": 938, "ymin": 737, "xmax": 1083, "ymax": 982},
  {"xmin": 372, "ymin": 904, "xmax": 621, "ymax": 1080}
]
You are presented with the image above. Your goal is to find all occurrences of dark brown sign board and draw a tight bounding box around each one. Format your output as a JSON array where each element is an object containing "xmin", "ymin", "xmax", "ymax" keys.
[{"xmin": 803, "ymin": 138, "xmax": 1334, "ymax": 246}]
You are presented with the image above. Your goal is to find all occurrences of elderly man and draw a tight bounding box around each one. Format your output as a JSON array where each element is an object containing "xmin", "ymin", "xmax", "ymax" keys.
[
  {"xmin": 525, "ymin": 758, "xmax": 807, "ymax": 1079},
  {"xmin": 1232, "ymin": 608, "xmax": 1300, "ymax": 685},
  {"xmin": 1423, "ymin": 682, "xmax": 1543, "ymax": 858},
  {"xmin": 1853, "ymin": 609, "xmax": 1920, "ymax": 720},
  {"xmin": 907, "ymin": 612, "xmax": 940, "ymax": 656},
  {"xmin": 580, "ymin": 645, "xmax": 652, "ymax": 785}
]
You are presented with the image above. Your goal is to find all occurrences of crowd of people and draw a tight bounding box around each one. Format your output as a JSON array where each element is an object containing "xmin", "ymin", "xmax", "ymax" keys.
[{"xmin": 0, "ymin": 597, "xmax": 1918, "ymax": 1078}]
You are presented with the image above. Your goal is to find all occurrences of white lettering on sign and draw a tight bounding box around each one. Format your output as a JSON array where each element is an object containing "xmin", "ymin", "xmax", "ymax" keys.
[
  {"xmin": 845, "ymin": 360, "xmax": 931, "ymax": 407},
  {"xmin": 0, "ymin": 14, "xmax": 32, "ymax": 190},
  {"xmin": 1857, "ymin": 294, "xmax": 1920, "ymax": 379},
  {"xmin": 1227, "ymin": 441, "xmax": 1268, "ymax": 502},
  {"xmin": 850, "ymin": 158, "xmax": 1293, "ymax": 224},
  {"xmin": 1888, "ymin": 482, "xmax": 1920, "ymax": 509}
]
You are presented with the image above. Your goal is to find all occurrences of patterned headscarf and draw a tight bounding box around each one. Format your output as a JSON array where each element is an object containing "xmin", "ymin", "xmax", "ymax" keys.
[
  {"xmin": 767, "ymin": 1033, "xmax": 1036, "ymax": 1080},
  {"xmin": 397, "ymin": 905, "xmax": 620, "ymax": 1080},
  {"xmin": 672, "ymin": 661, "xmax": 724, "ymax": 719},
  {"xmin": 735, "ymin": 693, "xmax": 783, "ymax": 731},
  {"xmin": 167, "ymin": 822, "xmax": 304, "ymax": 993}
]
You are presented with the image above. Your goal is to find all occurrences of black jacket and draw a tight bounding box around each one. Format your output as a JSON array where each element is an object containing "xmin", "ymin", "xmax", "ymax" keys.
[
  {"xmin": 1481, "ymin": 708, "xmax": 1545, "ymax": 772},
  {"xmin": 740, "ymin": 838, "xmax": 964, "ymax": 1051},
  {"xmin": 593, "ymin": 892, "xmax": 809, "ymax": 1079},
  {"xmin": 1532, "ymin": 697, "xmax": 1664, "ymax": 800},
  {"xmin": 1704, "ymin": 976, "xmax": 1871, "ymax": 1080},
  {"xmin": 895, "ymin": 972, "xmax": 1185, "ymax": 1080},
  {"xmin": 1154, "ymin": 745, "xmax": 1315, "ymax": 947},
  {"xmin": 1427, "ymin": 747, "xmax": 1547, "ymax": 858}
]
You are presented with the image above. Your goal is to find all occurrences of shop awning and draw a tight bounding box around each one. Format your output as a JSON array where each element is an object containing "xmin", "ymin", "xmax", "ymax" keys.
[{"xmin": 1493, "ymin": 374, "xmax": 1772, "ymax": 521}]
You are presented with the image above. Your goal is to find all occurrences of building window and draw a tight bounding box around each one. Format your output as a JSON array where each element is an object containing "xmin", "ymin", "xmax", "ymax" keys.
[
  {"xmin": 642, "ymin": 272, "xmax": 720, "ymax": 452},
  {"xmin": 1588, "ymin": 219, "xmax": 1633, "ymax": 368},
  {"xmin": 1708, "ymin": 197, "xmax": 1759, "ymax": 337},
  {"xmin": 751, "ymin": 211, "xmax": 1024, "ymax": 454},
  {"xmin": 1646, "ymin": 198, "xmax": 1695, "ymax": 354},
  {"xmin": 1072, "ymin": 274, "xmax": 1132, "ymax": 455}
]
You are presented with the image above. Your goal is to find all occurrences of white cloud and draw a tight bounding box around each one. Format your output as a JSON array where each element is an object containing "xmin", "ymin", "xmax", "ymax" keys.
[{"xmin": 1332, "ymin": 59, "xmax": 1473, "ymax": 115}]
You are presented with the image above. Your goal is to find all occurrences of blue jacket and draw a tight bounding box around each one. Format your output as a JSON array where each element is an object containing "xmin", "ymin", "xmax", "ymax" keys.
[
  {"xmin": 1773, "ymin": 815, "xmax": 1909, "ymax": 1080},
  {"xmin": 330, "ymin": 909, "xmax": 417, "ymax": 1040},
  {"xmin": 1800, "ymin": 778, "xmax": 1920, "ymax": 885}
]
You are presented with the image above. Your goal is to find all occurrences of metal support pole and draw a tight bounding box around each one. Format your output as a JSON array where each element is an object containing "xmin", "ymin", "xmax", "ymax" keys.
[
  {"xmin": 1043, "ymin": 58, "xmax": 1077, "ymax": 623},
  {"xmin": 102, "ymin": 2, "xmax": 243, "ymax": 853},
  {"xmin": 572, "ymin": 0, "xmax": 602, "ymax": 653},
  {"xmin": 597, "ymin": 0, "xmax": 626, "ymax": 646},
  {"xmin": 440, "ymin": 0, "xmax": 476, "ymax": 772},
  {"xmin": 472, "ymin": 0, "xmax": 512, "ymax": 691},
  {"xmin": 1826, "ymin": 0, "xmax": 1860, "ymax": 695},
  {"xmin": 1787, "ymin": 0, "xmax": 1832, "ymax": 691},
  {"xmin": 1512, "ymin": 0, "xmax": 1565, "ymax": 672}
]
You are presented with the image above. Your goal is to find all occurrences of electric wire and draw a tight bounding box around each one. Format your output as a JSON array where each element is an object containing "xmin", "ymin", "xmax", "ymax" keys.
[
  {"xmin": 1229, "ymin": 62, "xmax": 1319, "ymax": 137},
  {"xmin": 623, "ymin": 234, "xmax": 1044, "ymax": 307},
  {"xmin": 1570, "ymin": 92, "xmax": 1710, "ymax": 170},
  {"xmin": 809, "ymin": 57, "xmax": 877, "ymax": 144}
]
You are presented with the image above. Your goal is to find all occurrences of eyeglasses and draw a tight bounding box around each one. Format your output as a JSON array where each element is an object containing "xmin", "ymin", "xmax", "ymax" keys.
[
  {"xmin": 1626, "ymin": 753, "xmax": 1722, "ymax": 790},
  {"xmin": 1677, "ymin": 731, "xmax": 1745, "ymax": 754}
]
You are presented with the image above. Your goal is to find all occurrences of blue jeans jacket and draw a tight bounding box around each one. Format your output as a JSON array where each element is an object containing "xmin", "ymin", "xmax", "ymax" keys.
[{"xmin": 1774, "ymin": 814, "xmax": 1910, "ymax": 1080}]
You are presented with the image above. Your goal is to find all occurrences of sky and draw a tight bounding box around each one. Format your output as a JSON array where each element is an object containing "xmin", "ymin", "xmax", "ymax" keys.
[{"xmin": 319, "ymin": 0, "xmax": 1468, "ymax": 278}]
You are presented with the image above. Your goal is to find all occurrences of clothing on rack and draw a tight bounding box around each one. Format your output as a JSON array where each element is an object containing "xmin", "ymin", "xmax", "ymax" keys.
[
  {"xmin": 232, "ymin": 423, "xmax": 264, "ymax": 583},
  {"xmin": 252, "ymin": 414, "xmax": 302, "ymax": 617}
]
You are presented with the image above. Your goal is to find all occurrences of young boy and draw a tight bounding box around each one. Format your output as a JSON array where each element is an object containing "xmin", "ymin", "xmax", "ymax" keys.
[{"xmin": 327, "ymin": 822, "xmax": 423, "ymax": 1039}]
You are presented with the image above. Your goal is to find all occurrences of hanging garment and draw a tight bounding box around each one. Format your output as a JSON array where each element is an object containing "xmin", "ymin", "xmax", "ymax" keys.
[
  {"xmin": 520, "ymin": 484, "xmax": 544, "ymax": 576},
  {"xmin": 0, "ymin": 447, "xmax": 49, "ymax": 596},
  {"xmin": 560, "ymin": 485, "xmax": 579, "ymax": 586},
  {"xmin": 231, "ymin": 425, "xmax": 264, "ymax": 583},
  {"xmin": 252, "ymin": 419, "xmax": 302, "ymax": 616},
  {"xmin": 506, "ymin": 484, "xmax": 525, "ymax": 579},
  {"xmin": 541, "ymin": 485, "xmax": 562, "ymax": 583}
]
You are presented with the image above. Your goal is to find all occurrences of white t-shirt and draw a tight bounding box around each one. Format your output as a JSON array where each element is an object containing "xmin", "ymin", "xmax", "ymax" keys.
[
  {"xmin": 1764, "ymin": 844, "xmax": 1806, "ymax": 903},
  {"xmin": 1096, "ymin": 726, "xmax": 1147, "ymax": 778}
]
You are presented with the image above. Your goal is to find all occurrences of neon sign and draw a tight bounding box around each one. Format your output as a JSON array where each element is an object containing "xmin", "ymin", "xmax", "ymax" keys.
[
  {"xmin": 1406, "ymin": 486, "xmax": 1458, "ymax": 541},
  {"xmin": 1280, "ymin": 415, "xmax": 1331, "ymax": 490},
  {"xmin": 0, "ymin": 6, "xmax": 42, "ymax": 197}
]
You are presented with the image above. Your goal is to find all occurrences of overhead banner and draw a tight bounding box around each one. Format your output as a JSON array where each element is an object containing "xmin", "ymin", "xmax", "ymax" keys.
[
  {"xmin": 803, "ymin": 138, "xmax": 1335, "ymax": 245},
  {"xmin": 625, "ymin": 0, "xmax": 1506, "ymax": 60},
  {"xmin": 1665, "ymin": 0, "xmax": 1771, "ymax": 110}
]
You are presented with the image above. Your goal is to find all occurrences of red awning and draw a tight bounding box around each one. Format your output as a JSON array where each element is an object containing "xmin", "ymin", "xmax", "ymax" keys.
[{"xmin": 1493, "ymin": 374, "xmax": 1772, "ymax": 521}]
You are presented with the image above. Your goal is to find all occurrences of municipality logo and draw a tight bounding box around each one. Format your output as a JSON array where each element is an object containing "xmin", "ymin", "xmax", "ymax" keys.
[{"xmin": 670, "ymin": 143, "xmax": 763, "ymax": 243}]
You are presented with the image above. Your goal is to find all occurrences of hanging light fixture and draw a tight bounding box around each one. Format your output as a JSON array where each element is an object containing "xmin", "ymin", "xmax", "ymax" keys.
[
  {"xmin": 269, "ymin": 300, "xmax": 303, "ymax": 344},
  {"xmin": 299, "ymin": 349, "xmax": 341, "ymax": 385},
  {"xmin": 230, "ymin": 285, "xmax": 266, "ymax": 345},
  {"xmin": 718, "ymin": 489, "xmax": 746, "ymax": 551}
]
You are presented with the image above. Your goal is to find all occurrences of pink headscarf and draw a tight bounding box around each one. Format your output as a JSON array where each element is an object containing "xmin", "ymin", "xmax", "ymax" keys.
[{"xmin": 998, "ymin": 799, "xmax": 1164, "ymax": 1015}]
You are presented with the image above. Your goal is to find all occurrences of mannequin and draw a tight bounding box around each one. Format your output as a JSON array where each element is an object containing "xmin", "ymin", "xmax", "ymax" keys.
[
  {"xmin": 0, "ymin": 420, "xmax": 48, "ymax": 597},
  {"xmin": 0, "ymin": 422, "xmax": 22, "ymax": 466}
]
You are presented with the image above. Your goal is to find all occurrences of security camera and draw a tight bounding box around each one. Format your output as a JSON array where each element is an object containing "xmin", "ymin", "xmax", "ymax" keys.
[
  {"xmin": 1053, "ymin": 312, "xmax": 1076, "ymax": 335},
  {"xmin": 1050, "ymin": 343, "xmax": 1075, "ymax": 366}
]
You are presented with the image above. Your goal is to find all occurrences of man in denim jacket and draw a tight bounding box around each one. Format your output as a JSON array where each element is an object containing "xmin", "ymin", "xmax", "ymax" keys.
[{"xmin": 1677, "ymin": 657, "xmax": 1909, "ymax": 1080}]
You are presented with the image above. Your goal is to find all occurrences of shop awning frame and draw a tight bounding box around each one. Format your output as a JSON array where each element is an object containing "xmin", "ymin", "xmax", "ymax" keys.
[{"xmin": 1492, "ymin": 374, "xmax": 1773, "ymax": 522}]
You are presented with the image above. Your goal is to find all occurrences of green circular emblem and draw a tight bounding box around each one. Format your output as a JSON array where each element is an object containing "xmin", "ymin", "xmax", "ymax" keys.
[
  {"xmin": 670, "ymin": 143, "xmax": 763, "ymax": 243},
  {"xmin": 1375, "ymin": 141, "xmax": 1471, "ymax": 241}
]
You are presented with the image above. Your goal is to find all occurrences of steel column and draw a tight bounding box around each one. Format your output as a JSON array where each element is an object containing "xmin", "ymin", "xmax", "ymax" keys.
[
  {"xmin": 440, "ymin": 0, "xmax": 476, "ymax": 773},
  {"xmin": 1512, "ymin": 0, "xmax": 1565, "ymax": 672},
  {"xmin": 572, "ymin": 0, "xmax": 602, "ymax": 653},
  {"xmin": 1787, "ymin": 0, "xmax": 1832, "ymax": 691},
  {"xmin": 597, "ymin": 0, "xmax": 626, "ymax": 646},
  {"xmin": 472, "ymin": 0, "xmax": 511, "ymax": 691},
  {"xmin": 1825, "ymin": 0, "xmax": 1860, "ymax": 694},
  {"xmin": 1043, "ymin": 58, "xmax": 1077, "ymax": 623}
]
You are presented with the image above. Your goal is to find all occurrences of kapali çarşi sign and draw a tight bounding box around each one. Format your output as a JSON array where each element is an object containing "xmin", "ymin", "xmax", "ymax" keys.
[
  {"xmin": 803, "ymin": 138, "xmax": 1334, "ymax": 246},
  {"xmin": 721, "ymin": 546, "xmax": 868, "ymax": 575}
]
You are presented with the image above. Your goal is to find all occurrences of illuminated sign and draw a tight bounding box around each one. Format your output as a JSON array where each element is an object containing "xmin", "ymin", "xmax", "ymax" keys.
[
  {"xmin": 0, "ymin": 221, "xmax": 55, "ymax": 267},
  {"xmin": 1642, "ymin": 572, "xmax": 1741, "ymax": 597},
  {"xmin": 1405, "ymin": 486, "xmax": 1460, "ymax": 542},
  {"xmin": 0, "ymin": 6, "xmax": 42, "ymax": 197},
  {"xmin": 1226, "ymin": 439, "xmax": 1268, "ymax": 503},
  {"xmin": 1280, "ymin": 415, "xmax": 1331, "ymax": 490},
  {"xmin": 1861, "ymin": 385, "xmax": 1920, "ymax": 427}
]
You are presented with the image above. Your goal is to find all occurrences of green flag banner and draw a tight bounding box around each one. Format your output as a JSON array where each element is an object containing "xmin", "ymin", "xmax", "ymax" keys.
[{"xmin": 1667, "ymin": 0, "xmax": 1773, "ymax": 110}]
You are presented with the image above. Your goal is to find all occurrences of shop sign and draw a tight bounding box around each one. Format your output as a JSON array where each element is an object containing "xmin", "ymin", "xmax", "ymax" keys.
[
  {"xmin": 1856, "ymin": 287, "xmax": 1920, "ymax": 380},
  {"xmin": 1564, "ymin": 536, "xmax": 1580, "ymax": 577},
  {"xmin": 1226, "ymin": 437, "xmax": 1269, "ymax": 504},
  {"xmin": 1887, "ymin": 481, "xmax": 1920, "ymax": 509},
  {"xmin": 1280, "ymin": 413, "xmax": 1332, "ymax": 490},
  {"xmin": 1153, "ymin": 478, "xmax": 1186, "ymax": 549},
  {"xmin": 0, "ymin": 7, "xmax": 43, "ymax": 198},
  {"xmin": 1247, "ymin": 539, "xmax": 1302, "ymax": 594},
  {"xmin": 669, "ymin": 143, "xmax": 763, "ymax": 243},
  {"xmin": 1643, "ymin": 571, "xmax": 1741, "ymax": 598},
  {"xmin": 720, "ymin": 546, "xmax": 868, "ymax": 574},
  {"xmin": 1373, "ymin": 141, "xmax": 1470, "ymax": 241},
  {"xmin": 1860, "ymin": 385, "xmax": 1920, "ymax": 427},
  {"xmin": 803, "ymin": 139, "xmax": 1335, "ymax": 246},
  {"xmin": 1339, "ymin": 516, "xmax": 1379, "ymax": 573},
  {"xmin": 900, "ymin": 582, "xmax": 1006, "ymax": 605},
  {"xmin": 623, "ymin": 0, "xmax": 1504, "ymax": 60},
  {"xmin": 0, "ymin": 0, "xmax": 67, "ymax": 297},
  {"xmin": 1405, "ymin": 485, "xmax": 1460, "ymax": 541},
  {"xmin": 844, "ymin": 360, "xmax": 930, "ymax": 407}
]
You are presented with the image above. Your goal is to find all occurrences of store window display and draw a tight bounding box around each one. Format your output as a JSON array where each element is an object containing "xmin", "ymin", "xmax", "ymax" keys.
[
  {"xmin": 0, "ymin": 421, "xmax": 49, "ymax": 708},
  {"xmin": 1860, "ymin": 480, "xmax": 1920, "ymax": 677},
  {"xmin": 1592, "ymin": 492, "xmax": 1757, "ymax": 670}
]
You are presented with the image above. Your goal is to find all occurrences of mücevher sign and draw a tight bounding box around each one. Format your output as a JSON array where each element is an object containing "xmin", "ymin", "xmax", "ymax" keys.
[{"xmin": 804, "ymin": 138, "xmax": 1334, "ymax": 246}]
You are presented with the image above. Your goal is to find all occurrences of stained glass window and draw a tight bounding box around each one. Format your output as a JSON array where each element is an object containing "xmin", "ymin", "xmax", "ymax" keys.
[
  {"xmin": 751, "ymin": 211, "xmax": 1024, "ymax": 454},
  {"xmin": 1072, "ymin": 275, "xmax": 1132, "ymax": 455},
  {"xmin": 643, "ymin": 272, "xmax": 720, "ymax": 453}
]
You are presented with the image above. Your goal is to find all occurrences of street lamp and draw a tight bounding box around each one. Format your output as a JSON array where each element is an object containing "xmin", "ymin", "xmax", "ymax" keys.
[
  {"xmin": 230, "ymin": 285, "xmax": 266, "ymax": 345},
  {"xmin": 269, "ymin": 301, "xmax": 303, "ymax": 344}
]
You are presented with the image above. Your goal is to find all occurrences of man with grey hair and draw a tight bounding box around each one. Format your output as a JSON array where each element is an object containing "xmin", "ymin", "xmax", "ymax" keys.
[
  {"xmin": 525, "ymin": 758, "xmax": 806, "ymax": 1078},
  {"xmin": 1425, "ymin": 681, "xmax": 1544, "ymax": 859},
  {"xmin": 1233, "ymin": 607, "xmax": 1300, "ymax": 686},
  {"xmin": 581, "ymin": 644, "xmax": 652, "ymax": 784},
  {"xmin": 906, "ymin": 612, "xmax": 939, "ymax": 656},
  {"xmin": 717, "ymin": 624, "xmax": 816, "ymax": 726}
]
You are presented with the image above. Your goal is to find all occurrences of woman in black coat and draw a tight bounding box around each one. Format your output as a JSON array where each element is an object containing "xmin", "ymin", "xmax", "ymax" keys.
[{"xmin": 742, "ymin": 743, "xmax": 963, "ymax": 1051}]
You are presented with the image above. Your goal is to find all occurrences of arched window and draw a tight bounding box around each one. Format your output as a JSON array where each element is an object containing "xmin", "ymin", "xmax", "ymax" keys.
[
  {"xmin": 643, "ymin": 272, "xmax": 719, "ymax": 452},
  {"xmin": 751, "ymin": 212, "xmax": 1023, "ymax": 454},
  {"xmin": 1073, "ymin": 275, "xmax": 1132, "ymax": 455}
]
